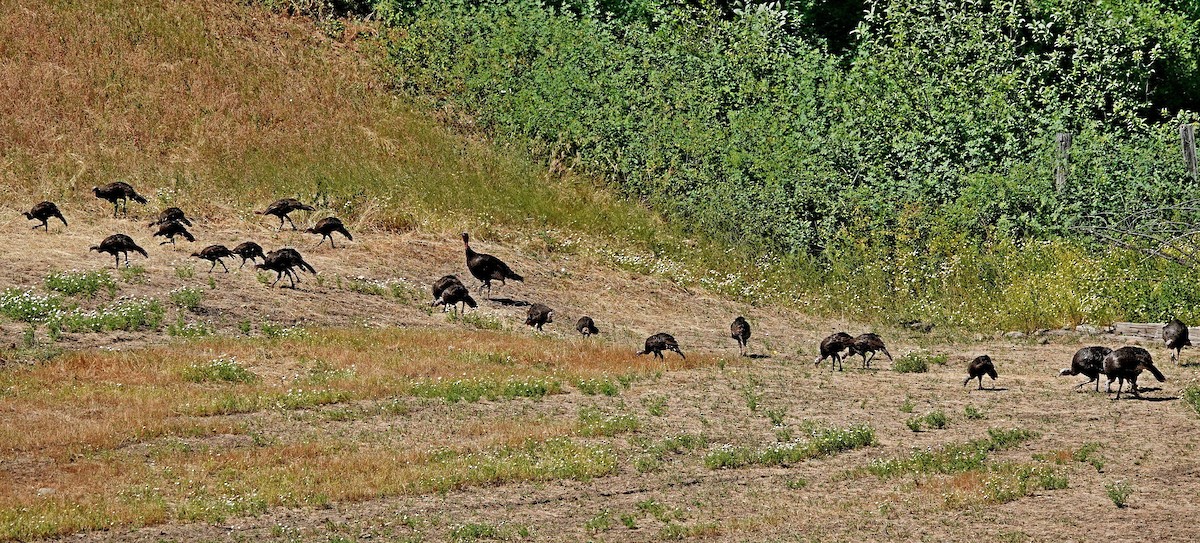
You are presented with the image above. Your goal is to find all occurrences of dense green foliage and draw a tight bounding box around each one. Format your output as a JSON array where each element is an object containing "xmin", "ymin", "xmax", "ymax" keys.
[{"xmin": 369, "ymin": 0, "xmax": 1200, "ymax": 328}]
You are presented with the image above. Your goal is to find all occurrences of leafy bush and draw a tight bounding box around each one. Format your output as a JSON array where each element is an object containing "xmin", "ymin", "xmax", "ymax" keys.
[
  {"xmin": 55, "ymin": 298, "xmax": 164, "ymax": 332},
  {"xmin": 379, "ymin": 0, "xmax": 1200, "ymax": 330},
  {"xmin": 1106, "ymin": 480, "xmax": 1133, "ymax": 508}
]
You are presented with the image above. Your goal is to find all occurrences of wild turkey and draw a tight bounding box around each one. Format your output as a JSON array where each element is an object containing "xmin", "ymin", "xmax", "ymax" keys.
[
  {"xmin": 1060, "ymin": 346, "xmax": 1112, "ymax": 392},
  {"xmin": 147, "ymin": 207, "xmax": 192, "ymax": 228},
  {"xmin": 305, "ymin": 217, "xmax": 353, "ymax": 248},
  {"xmin": 255, "ymin": 248, "xmax": 317, "ymax": 288},
  {"xmin": 256, "ymin": 198, "xmax": 314, "ymax": 230},
  {"xmin": 963, "ymin": 355, "xmax": 997, "ymax": 390},
  {"xmin": 637, "ymin": 333, "xmax": 685, "ymax": 360},
  {"xmin": 1104, "ymin": 346, "xmax": 1166, "ymax": 400},
  {"xmin": 433, "ymin": 283, "xmax": 477, "ymax": 315},
  {"xmin": 191, "ymin": 245, "xmax": 234, "ymax": 273},
  {"xmin": 232, "ymin": 241, "xmax": 266, "ymax": 269},
  {"xmin": 90, "ymin": 234, "xmax": 147, "ymax": 268},
  {"xmin": 1163, "ymin": 318, "xmax": 1191, "ymax": 364},
  {"xmin": 152, "ymin": 220, "xmax": 195, "ymax": 246},
  {"xmin": 92, "ymin": 182, "xmax": 147, "ymax": 217},
  {"xmin": 815, "ymin": 332, "xmax": 854, "ymax": 371},
  {"xmin": 847, "ymin": 333, "xmax": 893, "ymax": 369},
  {"xmin": 525, "ymin": 303, "xmax": 554, "ymax": 331},
  {"xmin": 730, "ymin": 316, "xmax": 751, "ymax": 356},
  {"xmin": 462, "ymin": 232, "xmax": 523, "ymax": 298},
  {"xmin": 431, "ymin": 275, "xmax": 465, "ymax": 309},
  {"xmin": 23, "ymin": 201, "xmax": 67, "ymax": 230},
  {"xmin": 576, "ymin": 316, "xmax": 599, "ymax": 337}
]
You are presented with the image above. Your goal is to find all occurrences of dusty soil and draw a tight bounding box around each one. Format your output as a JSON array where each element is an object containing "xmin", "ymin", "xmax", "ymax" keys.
[{"xmin": 4, "ymin": 206, "xmax": 1200, "ymax": 543}]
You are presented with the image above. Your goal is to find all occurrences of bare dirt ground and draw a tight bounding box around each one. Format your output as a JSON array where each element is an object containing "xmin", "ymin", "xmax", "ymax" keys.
[{"xmin": 5, "ymin": 206, "xmax": 1200, "ymax": 542}]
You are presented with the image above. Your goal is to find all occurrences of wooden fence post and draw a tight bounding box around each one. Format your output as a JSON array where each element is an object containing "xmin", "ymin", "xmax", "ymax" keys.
[
  {"xmin": 1055, "ymin": 132, "xmax": 1072, "ymax": 192},
  {"xmin": 1182, "ymin": 124, "xmax": 1197, "ymax": 182}
]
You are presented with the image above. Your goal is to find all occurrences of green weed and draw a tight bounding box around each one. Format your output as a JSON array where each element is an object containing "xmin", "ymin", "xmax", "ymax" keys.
[
  {"xmin": 45, "ymin": 270, "xmax": 117, "ymax": 298},
  {"xmin": 1105, "ymin": 480, "xmax": 1133, "ymax": 508}
]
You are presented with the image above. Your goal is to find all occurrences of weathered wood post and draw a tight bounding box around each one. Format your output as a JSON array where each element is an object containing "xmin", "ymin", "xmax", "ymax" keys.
[
  {"xmin": 1182, "ymin": 124, "xmax": 1197, "ymax": 182},
  {"xmin": 1055, "ymin": 132, "xmax": 1073, "ymax": 192}
]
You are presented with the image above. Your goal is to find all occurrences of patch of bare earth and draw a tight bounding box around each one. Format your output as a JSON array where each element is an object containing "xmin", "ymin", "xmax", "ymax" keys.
[{"xmin": 1, "ymin": 213, "xmax": 1196, "ymax": 542}]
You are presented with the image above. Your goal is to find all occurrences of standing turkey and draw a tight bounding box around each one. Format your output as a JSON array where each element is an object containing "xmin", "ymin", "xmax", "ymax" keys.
[
  {"xmin": 433, "ymin": 283, "xmax": 477, "ymax": 315},
  {"xmin": 431, "ymin": 275, "xmax": 465, "ymax": 309},
  {"xmin": 147, "ymin": 207, "xmax": 192, "ymax": 228},
  {"xmin": 576, "ymin": 316, "xmax": 599, "ymax": 337},
  {"xmin": 1104, "ymin": 346, "xmax": 1166, "ymax": 400},
  {"xmin": 462, "ymin": 232, "xmax": 523, "ymax": 299},
  {"xmin": 92, "ymin": 182, "xmax": 147, "ymax": 217},
  {"xmin": 256, "ymin": 248, "xmax": 317, "ymax": 288},
  {"xmin": 232, "ymin": 242, "xmax": 266, "ymax": 269},
  {"xmin": 1163, "ymin": 318, "xmax": 1191, "ymax": 364},
  {"xmin": 191, "ymin": 245, "xmax": 234, "ymax": 273},
  {"xmin": 90, "ymin": 234, "xmax": 147, "ymax": 268},
  {"xmin": 256, "ymin": 198, "xmax": 314, "ymax": 230},
  {"xmin": 730, "ymin": 316, "xmax": 751, "ymax": 356},
  {"xmin": 525, "ymin": 303, "xmax": 554, "ymax": 331},
  {"xmin": 637, "ymin": 333, "xmax": 685, "ymax": 360},
  {"xmin": 847, "ymin": 333, "xmax": 893, "ymax": 369},
  {"xmin": 815, "ymin": 332, "xmax": 854, "ymax": 371},
  {"xmin": 1059, "ymin": 346, "xmax": 1112, "ymax": 392},
  {"xmin": 152, "ymin": 220, "xmax": 195, "ymax": 246},
  {"xmin": 23, "ymin": 201, "xmax": 67, "ymax": 230},
  {"xmin": 963, "ymin": 355, "xmax": 997, "ymax": 390},
  {"xmin": 305, "ymin": 217, "xmax": 353, "ymax": 248}
]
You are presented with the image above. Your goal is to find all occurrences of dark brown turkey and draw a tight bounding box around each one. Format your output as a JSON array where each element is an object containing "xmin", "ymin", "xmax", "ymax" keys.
[
  {"xmin": 462, "ymin": 232, "xmax": 523, "ymax": 299},
  {"xmin": 90, "ymin": 234, "xmax": 147, "ymax": 268},
  {"xmin": 637, "ymin": 333, "xmax": 685, "ymax": 360},
  {"xmin": 815, "ymin": 332, "xmax": 854, "ymax": 371},
  {"xmin": 256, "ymin": 198, "xmax": 315, "ymax": 230},
  {"xmin": 92, "ymin": 182, "xmax": 147, "ymax": 217},
  {"xmin": 963, "ymin": 355, "xmax": 997, "ymax": 390},
  {"xmin": 1104, "ymin": 346, "xmax": 1166, "ymax": 400},
  {"xmin": 1059, "ymin": 346, "xmax": 1111, "ymax": 392},
  {"xmin": 23, "ymin": 201, "xmax": 67, "ymax": 230},
  {"xmin": 730, "ymin": 316, "xmax": 751, "ymax": 356}
]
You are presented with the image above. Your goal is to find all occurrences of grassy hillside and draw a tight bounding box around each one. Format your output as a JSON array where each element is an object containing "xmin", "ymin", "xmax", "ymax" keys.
[{"xmin": 0, "ymin": 0, "xmax": 671, "ymax": 246}]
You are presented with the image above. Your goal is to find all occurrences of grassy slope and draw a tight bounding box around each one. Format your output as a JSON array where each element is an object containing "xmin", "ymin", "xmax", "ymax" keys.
[{"xmin": 0, "ymin": 0, "xmax": 667, "ymax": 244}]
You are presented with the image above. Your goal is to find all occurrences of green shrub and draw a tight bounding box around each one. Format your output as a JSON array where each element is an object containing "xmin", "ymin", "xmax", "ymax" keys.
[
  {"xmin": 1105, "ymin": 480, "xmax": 1133, "ymax": 508},
  {"xmin": 0, "ymin": 289, "xmax": 63, "ymax": 322},
  {"xmin": 55, "ymin": 298, "xmax": 164, "ymax": 332}
]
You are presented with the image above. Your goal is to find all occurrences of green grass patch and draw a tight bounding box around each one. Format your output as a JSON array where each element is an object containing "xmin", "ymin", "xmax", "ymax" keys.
[
  {"xmin": 634, "ymin": 434, "xmax": 707, "ymax": 473},
  {"xmin": 408, "ymin": 377, "xmax": 562, "ymax": 403},
  {"xmin": 577, "ymin": 407, "xmax": 640, "ymax": 437},
  {"xmin": 54, "ymin": 298, "xmax": 164, "ymax": 332},
  {"xmin": 1182, "ymin": 386, "xmax": 1200, "ymax": 416},
  {"xmin": 893, "ymin": 352, "xmax": 947, "ymax": 373},
  {"xmin": 169, "ymin": 287, "xmax": 204, "ymax": 311},
  {"xmin": 705, "ymin": 423, "xmax": 874, "ymax": 469},
  {"xmin": 45, "ymin": 270, "xmax": 117, "ymax": 298},
  {"xmin": 0, "ymin": 288, "xmax": 64, "ymax": 323},
  {"xmin": 907, "ymin": 410, "xmax": 948, "ymax": 432},
  {"xmin": 868, "ymin": 428, "xmax": 1037, "ymax": 477},
  {"xmin": 574, "ymin": 377, "xmax": 622, "ymax": 396},
  {"xmin": 167, "ymin": 317, "xmax": 212, "ymax": 338},
  {"xmin": 1105, "ymin": 480, "xmax": 1133, "ymax": 508},
  {"xmin": 182, "ymin": 356, "xmax": 258, "ymax": 384}
]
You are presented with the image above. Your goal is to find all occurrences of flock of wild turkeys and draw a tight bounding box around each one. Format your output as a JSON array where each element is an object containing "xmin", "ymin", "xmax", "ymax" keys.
[{"xmin": 20, "ymin": 183, "xmax": 1189, "ymax": 395}]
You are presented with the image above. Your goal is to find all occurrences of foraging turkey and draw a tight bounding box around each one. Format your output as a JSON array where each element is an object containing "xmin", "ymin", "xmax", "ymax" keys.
[
  {"xmin": 1163, "ymin": 318, "xmax": 1191, "ymax": 364},
  {"xmin": 847, "ymin": 333, "xmax": 893, "ymax": 369},
  {"xmin": 305, "ymin": 217, "xmax": 353, "ymax": 248},
  {"xmin": 256, "ymin": 198, "xmax": 315, "ymax": 230},
  {"xmin": 1104, "ymin": 346, "xmax": 1166, "ymax": 400},
  {"xmin": 576, "ymin": 316, "xmax": 599, "ymax": 337},
  {"xmin": 23, "ymin": 201, "xmax": 67, "ymax": 230},
  {"xmin": 232, "ymin": 242, "xmax": 266, "ymax": 269},
  {"xmin": 90, "ymin": 234, "xmax": 147, "ymax": 268},
  {"xmin": 147, "ymin": 207, "xmax": 192, "ymax": 228},
  {"xmin": 815, "ymin": 332, "xmax": 855, "ymax": 371},
  {"xmin": 1060, "ymin": 346, "xmax": 1112, "ymax": 392},
  {"xmin": 92, "ymin": 182, "xmax": 147, "ymax": 217},
  {"xmin": 963, "ymin": 355, "xmax": 998, "ymax": 390},
  {"xmin": 433, "ymin": 283, "xmax": 477, "ymax": 315},
  {"xmin": 191, "ymin": 245, "xmax": 234, "ymax": 273},
  {"xmin": 255, "ymin": 248, "xmax": 317, "ymax": 288},
  {"xmin": 462, "ymin": 232, "xmax": 523, "ymax": 298},
  {"xmin": 432, "ymin": 275, "xmax": 465, "ymax": 308},
  {"xmin": 637, "ymin": 333, "xmax": 685, "ymax": 360},
  {"xmin": 152, "ymin": 220, "xmax": 195, "ymax": 246},
  {"xmin": 731, "ymin": 316, "xmax": 751, "ymax": 356},
  {"xmin": 525, "ymin": 303, "xmax": 554, "ymax": 331}
]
